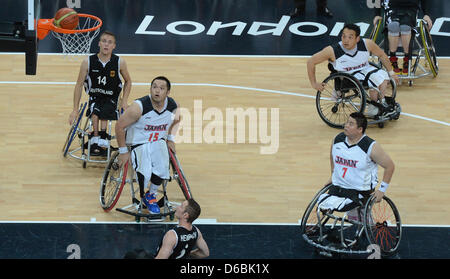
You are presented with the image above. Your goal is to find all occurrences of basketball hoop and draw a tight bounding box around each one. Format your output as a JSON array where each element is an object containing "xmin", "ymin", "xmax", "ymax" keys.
[{"xmin": 37, "ymin": 14, "xmax": 102, "ymax": 55}]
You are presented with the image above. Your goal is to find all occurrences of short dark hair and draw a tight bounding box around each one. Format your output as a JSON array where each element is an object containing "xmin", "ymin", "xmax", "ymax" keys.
[
  {"xmin": 151, "ymin": 76, "xmax": 171, "ymax": 91},
  {"xmin": 349, "ymin": 112, "xmax": 367, "ymax": 133},
  {"xmin": 185, "ymin": 199, "xmax": 201, "ymax": 224},
  {"xmin": 342, "ymin": 23, "xmax": 361, "ymax": 37},
  {"xmin": 100, "ymin": 30, "xmax": 116, "ymax": 42}
]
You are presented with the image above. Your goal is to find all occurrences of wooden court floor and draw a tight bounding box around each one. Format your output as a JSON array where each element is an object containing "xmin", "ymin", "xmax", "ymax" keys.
[{"xmin": 0, "ymin": 54, "xmax": 449, "ymax": 225}]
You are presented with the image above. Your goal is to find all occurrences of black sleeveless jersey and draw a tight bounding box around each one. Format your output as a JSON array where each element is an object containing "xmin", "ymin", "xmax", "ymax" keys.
[
  {"xmin": 377, "ymin": 0, "xmax": 428, "ymax": 16},
  {"xmin": 84, "ymin": 54, "xmax": 123, "ymax": 99},
  {"xmin": 156, "ymin": 225, "xmax": 199, "ymax": 259}
]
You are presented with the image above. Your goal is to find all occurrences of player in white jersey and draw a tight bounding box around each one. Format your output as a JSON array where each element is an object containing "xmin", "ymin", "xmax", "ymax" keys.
[
  {"xmin": 115, "ymin": 76, "xmax": 180, "ymax": 214},
  {"xmin": 307, "ymin": 23, "xmax": 400, "ymax": 118},
  {"xmin": 318, "ymin": 112, "xmax": 395, "ymax": 216}
]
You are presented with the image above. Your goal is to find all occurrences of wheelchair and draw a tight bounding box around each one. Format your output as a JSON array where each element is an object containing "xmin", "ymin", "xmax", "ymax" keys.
[
  {"xmin": 62, "ymin": 102, "xmax": 117, "ymax": 168},
  {"xmin": 99, "ymin": 142, "xmax": 193, "ymax": 222},
  {"xmin": 300, "ymin": 184, "xmax": 402, "ymax": 258},
  {"xmin": 369, "ymin": 11, "xmax": 438, "ymax": 86},
  {"xmin": 316, "ymin": 63, "xmax": 401, "ymax": 129}
]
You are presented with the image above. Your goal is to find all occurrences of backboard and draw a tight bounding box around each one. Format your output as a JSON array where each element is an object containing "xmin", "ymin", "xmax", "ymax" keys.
[{"xmin": 0, "ymin": 0, "xmax": 40, "ymax": 75}]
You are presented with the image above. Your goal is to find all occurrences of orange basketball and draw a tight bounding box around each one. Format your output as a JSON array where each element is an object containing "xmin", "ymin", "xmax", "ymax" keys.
[{"xmin": 54, "ymin": 8, "xmax": 79, "ymax": 30}]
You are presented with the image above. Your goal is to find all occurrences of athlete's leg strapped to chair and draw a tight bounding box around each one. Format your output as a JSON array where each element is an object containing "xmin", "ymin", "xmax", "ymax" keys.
[
  {"xmin": 317, "ymin": 185, "xmax": 372, "ymax": 214},
  {"xmin": 353, "ymin": 68, "xmax": 395, "ymax": 118},
  {"xmin": 130, "ymin": 140, "xmax": 170, "ymax": 214},
  {"xmin": 86, "ymin": 95, "xmax": 120, "ymax": 155}
]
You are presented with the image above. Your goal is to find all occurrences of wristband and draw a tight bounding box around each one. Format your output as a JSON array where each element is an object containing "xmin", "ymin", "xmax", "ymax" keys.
[
  {"xmin": 388, "ymin": 70, "xmax": 395, "ymax": 76},
  {"xmin": 379, "ymin": 181, "xmax": 389, "ymax": 193},
  {"xmin": 167, "ymin": 134, "xmax": 175, "ymax": 142},
  {"xmin": 119, "ymin": 147, "xmax": 128, "ymax": 154}
]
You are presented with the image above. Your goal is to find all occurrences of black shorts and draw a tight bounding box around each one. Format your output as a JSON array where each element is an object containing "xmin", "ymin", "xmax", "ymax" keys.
[
  {"xmin": 387, "ymin": 7, "xmax": 417, "ymax": 27},
  {"xmin": 86, "ymin": 95, "xmax": 120, "ymax": 120}
]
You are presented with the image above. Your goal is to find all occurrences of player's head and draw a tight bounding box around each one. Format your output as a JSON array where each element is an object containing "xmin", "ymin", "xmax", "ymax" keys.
[
  {"xmin": 176, "ymin": 199, "xmax": 201, "ymax": 224},
  {"xmin": 345, "ymin": 112, "xmax": 367, "ymax": 135},
  {"xmin": 150, "ymin": 76, "xmax": 171, "ymax": 103},
  {"xmin": 341, "ymin": 23, "xmax": 361, "ymax": 50},
  {"xmin": 98, "ymin": 31, "xmax": 116, "ymax": 54}
]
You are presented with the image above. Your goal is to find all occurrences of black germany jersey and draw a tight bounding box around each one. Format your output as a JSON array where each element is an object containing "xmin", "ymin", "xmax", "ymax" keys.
[
  {"xmin": 377, "ymin": 0, "xmax": 428, "ymax": 16},
  {"xmin": 156, "ymin": 225, "xmax": 199, "ymax": 259},
  {"xmin": 84, "ymin": 54, "xmax": 123, "ymax": 100}
]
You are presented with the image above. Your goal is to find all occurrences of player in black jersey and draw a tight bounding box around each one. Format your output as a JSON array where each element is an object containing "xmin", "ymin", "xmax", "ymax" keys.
[
  {"xmin": 373, "ymin": 0, "xmax": 433, "ymax": 74},
  {"xmin": 155, "ymin": 199, "xmax": 209, "ymax": 259},
  {"xmin": 68, "ymin": 31, "xmax": 132, "ymax": 155}
]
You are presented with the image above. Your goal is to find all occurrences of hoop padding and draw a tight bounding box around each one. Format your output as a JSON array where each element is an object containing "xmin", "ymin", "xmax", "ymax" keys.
[{"xmin": 38, "ymin": 14, "xmax": 102, "ymax": 55}]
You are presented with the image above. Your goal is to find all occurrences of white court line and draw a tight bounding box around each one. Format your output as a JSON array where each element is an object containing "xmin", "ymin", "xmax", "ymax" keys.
[
  {"xmin": 1, "ymin": 52, "xmax": 450, "ymax": 59},
  {"xmin": 1, "ymin": 80, "xmax": 449, "ymax": 127},
  {"xmin": 0, "ymin": 220, "xmax": 449, "ymax": 227}
]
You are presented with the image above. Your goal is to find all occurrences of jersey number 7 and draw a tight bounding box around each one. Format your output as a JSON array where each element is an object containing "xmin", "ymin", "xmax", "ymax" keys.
[{"xmin": 342, "ymin": 167, "xmax": 348, "ymax": 178}]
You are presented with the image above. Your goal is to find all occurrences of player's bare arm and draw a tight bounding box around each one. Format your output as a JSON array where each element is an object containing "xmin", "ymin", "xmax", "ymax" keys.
[
  {"xmin": 154, "ymin": 230, "xmax": 177, "ymax": 259},
  {"xmin": 167, "ymin": 106, "xmax": 181, "ymax": 153},
  {"xmin": 364, "ymin": 39, "xmax": 399, "ymax": 84},
  {"xmin": 115, "ymin": 102, "xmax": 142, "ymax": 166},
  {"xmin": 119, "ymin": 59, "xmax": 132, "ymax": 111},
  {"xmin": 68, "ymin": 58, "xmax": 88, "ymax": 125},
  {"xmin": 189, "ymin": 230, "xmax": 210, "ymax": 258},
  {"xmin": 370, "ymin": 142, "xmax": 395, "ymax": 202},
  {"xmin": 307, "ymin": 46, "xmax": 335, "ymax": 91},
  {"xmin": 325, "ymin": 139, "xmax": 334, "ymax": 186}
]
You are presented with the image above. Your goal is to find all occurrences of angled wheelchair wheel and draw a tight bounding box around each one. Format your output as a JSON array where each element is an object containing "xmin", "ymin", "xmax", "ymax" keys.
[
  {"xmin": 168, "ymin": 148, "xmax": 193, "ymax": 200},
  {"xmin": 62, "ymin": 102, "xmax": 87, "ymax": 157},
  {"xmin": 363, "ymin": 195, "xmax": 402, "ymax": 257},
  {"xmin": 369, "ymin": 16, "xmax": 385, "ymax": 45},
  {"xmin": 300, "ymin": 184, "xmax": 332, "ymax": 244},
  {"xmin": 419, "ymin": 20, "xmax": 438, "ymax": 77},
  {"xmin": 99, "ymin": 151, "xmax": 128, "ymax": 212},
  {"xmin": 316, "ymin": 73, "xmax": 366, "ymax": 129}
]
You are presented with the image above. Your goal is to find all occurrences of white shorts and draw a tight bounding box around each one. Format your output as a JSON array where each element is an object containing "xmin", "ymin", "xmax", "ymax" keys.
[
  {"xmin": 352, "ymin": 66, "xmax": 390, "ymax": 88},
  {"xmin": 130, "ymin": 140, "xmax": 170, "ymax": 188}
]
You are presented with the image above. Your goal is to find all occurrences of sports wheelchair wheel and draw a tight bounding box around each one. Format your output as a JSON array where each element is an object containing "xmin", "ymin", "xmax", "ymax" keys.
[
  {"xmin": 363, "ymin": 195, "xmax": 402, "ymax": 257},
  {"xmin": 301, "ymin": 184, "xmax": 402, "ymax": 258},
  {"xmin": 369, "ymin": 15, "xmax": 385, "ymax": 47},
  {"xmin": 169, "ymin": 148, "xmax": 193, "ymax": 200},
  {"xmin": 419, "ymin": 20, "xmax": 438, "ymax": 77},
  {"xmin": 316, "ymin": 73, "xmax": 366, "ymax": 129},
  {"xmin": 300, "ymin": 184, "xmax": 333, "ymax": 242},
  {"xmin": 62, "ymin": 102, "xmax": 87, "ymax": 157},
  {"xmin": 99, "ymin": 151, "xmax": 128, "ymax": 212}
]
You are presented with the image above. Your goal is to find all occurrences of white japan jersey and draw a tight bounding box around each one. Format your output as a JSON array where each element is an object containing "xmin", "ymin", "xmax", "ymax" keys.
[
  {"xmin": 331, "ymin": 39, "xmax": 371, "ymax": 73},
  {"xmin": 331, "ymin": 132, "xmax": 378, "ymax": 191},
  {"xmin": 126, "ymin": 96, "xmax": 177, "ymax": 146}
]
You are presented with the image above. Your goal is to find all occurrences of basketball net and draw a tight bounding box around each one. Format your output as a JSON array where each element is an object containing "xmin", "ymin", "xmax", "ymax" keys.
[{"xmin": 37, "ymin": 14, "xmax": 102, "ymax": 56}]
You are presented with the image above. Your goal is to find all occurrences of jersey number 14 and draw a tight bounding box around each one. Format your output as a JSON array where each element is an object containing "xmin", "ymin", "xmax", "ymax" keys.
[{"xmin": 97, "ymin": 76, "xmax": 107, "ymax": 85}]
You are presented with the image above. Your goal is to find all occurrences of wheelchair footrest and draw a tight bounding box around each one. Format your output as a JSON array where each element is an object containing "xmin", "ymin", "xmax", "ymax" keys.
[{"xmin": 116, "ymin": 205, "xmax": 175, "ymax": 220}]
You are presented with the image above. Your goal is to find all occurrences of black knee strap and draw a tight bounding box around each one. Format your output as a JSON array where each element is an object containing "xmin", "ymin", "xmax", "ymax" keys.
[
  {"xmin": 136, "ymin": 172, "xmax": 146, "ymax": 198},
  {"xmin": 150, "ymin": 173, "xmax": 163, "ymax": 185}
]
